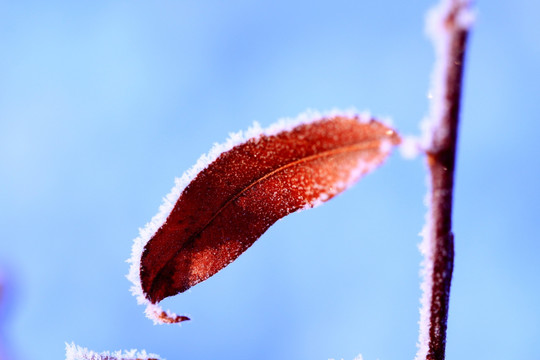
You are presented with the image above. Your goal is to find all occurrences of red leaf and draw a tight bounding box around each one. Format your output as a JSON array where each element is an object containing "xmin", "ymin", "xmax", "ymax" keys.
[{"xmin": 128, "ymin": 111, "xmax": 400, "ymax": 324}]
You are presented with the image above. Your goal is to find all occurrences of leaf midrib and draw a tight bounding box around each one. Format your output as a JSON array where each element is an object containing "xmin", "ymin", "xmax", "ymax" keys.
[{"xmin": 146, "ymin": 139, "xmax": 383, "ymax": 299}]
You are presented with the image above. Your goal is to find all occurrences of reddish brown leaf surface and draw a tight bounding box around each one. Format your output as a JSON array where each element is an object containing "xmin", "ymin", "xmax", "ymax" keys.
[{"xmin": 133, "ymin": 114, "xmax": 400, "ymax": 322}]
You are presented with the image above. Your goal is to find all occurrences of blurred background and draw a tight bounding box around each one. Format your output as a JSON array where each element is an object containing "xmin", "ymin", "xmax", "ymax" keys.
[{"xmin": 1, "ymin": 0, "xmax": 538, "ymax": 359}]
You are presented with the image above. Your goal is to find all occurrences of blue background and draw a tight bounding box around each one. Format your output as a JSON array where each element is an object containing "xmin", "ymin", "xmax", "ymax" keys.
[{"xmin": 1, "ymin": 1, "xmax": 539, "ymax": 359}]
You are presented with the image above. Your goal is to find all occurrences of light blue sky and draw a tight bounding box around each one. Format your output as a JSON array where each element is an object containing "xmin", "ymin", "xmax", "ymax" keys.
[{"xmin": 1, "ymin": 1, "xmax": 539, "ymax": 359}]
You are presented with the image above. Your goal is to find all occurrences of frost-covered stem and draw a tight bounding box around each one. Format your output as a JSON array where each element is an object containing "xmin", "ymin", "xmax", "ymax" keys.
[{"xmin": 417, "ymin": 1, "xmax": 472, "ymax": 360}]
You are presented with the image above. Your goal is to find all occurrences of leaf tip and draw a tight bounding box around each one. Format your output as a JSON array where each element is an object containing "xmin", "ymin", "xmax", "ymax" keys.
[{"xmin": 145, "ymin": 303, "xmax": 190, "ymax": 325}]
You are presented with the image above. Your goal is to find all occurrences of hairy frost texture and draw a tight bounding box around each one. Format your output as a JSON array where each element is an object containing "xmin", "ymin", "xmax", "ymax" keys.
[
  {"xmin": 128, "ymin": 109, "xmax": 400, "ymax": 324},
  {"xmin": 416, "ymin": 0, "xmax": 472, "ymax": 359},
  {"xmin": 420, "ymin": 0, "xmax": 475, "ymax": 151},
  {"xmin": 65, "ymin": 343, "xmax": 162, "ymax": 360},
  {"xmin": 417, "ymin": 194, "xmax": 435, "ymax": 360}
]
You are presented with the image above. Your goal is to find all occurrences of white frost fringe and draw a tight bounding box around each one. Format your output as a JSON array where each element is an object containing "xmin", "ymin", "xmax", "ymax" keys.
[
  {"xmin": 400, "ymin": 0, "xmax": 474, "ymax": 161},
  {"xmin": 415, "ymin": 1, "xmax": 474, "ymax": 360},
  {"xmin": 65, "ymin": 343, "xmax": 162, "ymax": 360},
  {"xmin": 126, "ymin": 108, "xmax": 377, "ymax": 324},
  {"xmin": 420, "ymin": 0, "xmax": 475, "ymax": 152}
]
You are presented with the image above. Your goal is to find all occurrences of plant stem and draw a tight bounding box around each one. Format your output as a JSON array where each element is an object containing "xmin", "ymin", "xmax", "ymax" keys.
[{"xmin": 417, "ymin": 1, "xmax": 472, "ymax": 360}]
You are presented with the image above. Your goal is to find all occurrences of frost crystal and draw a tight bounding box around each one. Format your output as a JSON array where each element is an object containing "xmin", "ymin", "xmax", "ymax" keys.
[
  {"xmin": 65, "ymin": 343, "xmax": 162, "ymax": 360},
  {"xmin": 420, "ymin": 0, "xmax": 475, "ymax": 152},
  {"xmin": 399, "ymin": 135, "xmax": 422, "ymax": 160}
]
